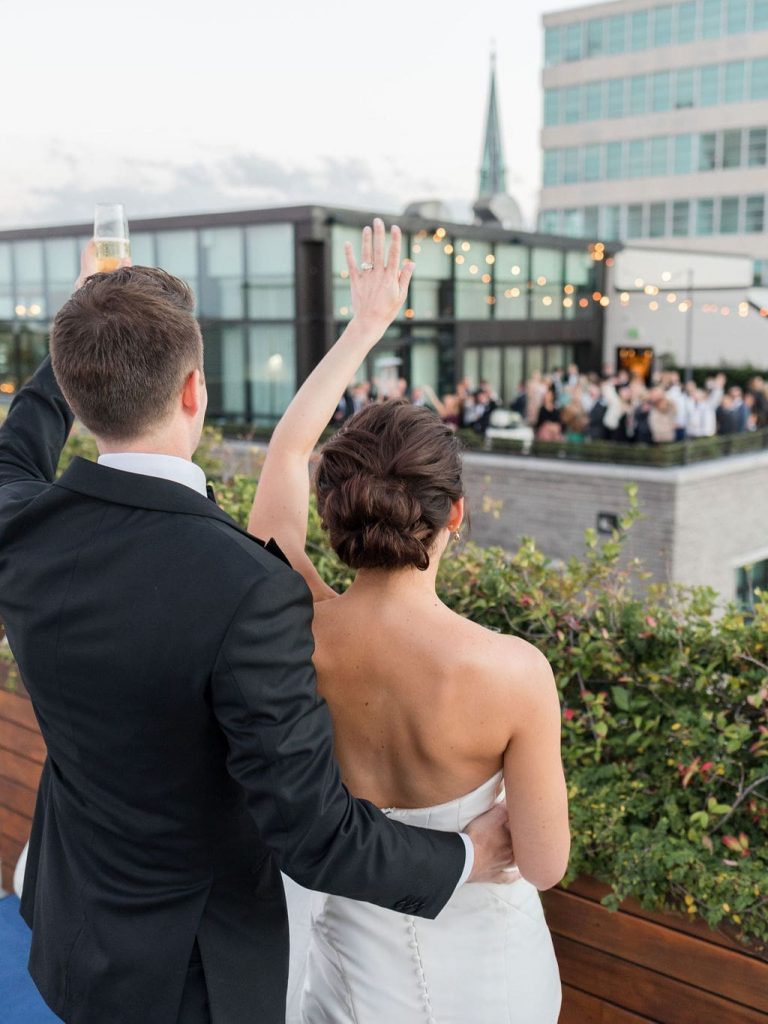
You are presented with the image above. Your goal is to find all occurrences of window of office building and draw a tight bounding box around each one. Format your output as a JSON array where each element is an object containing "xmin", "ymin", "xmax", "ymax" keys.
[
  {"xmin": 751, "ymin": 57, "xmax": 768, "ymax": 99},
  {"xmin": 586, "ymin": 18, "xmax": 605, "ymax": 56},
  {"xmin": 701, "ymin": 0, "xmax": 723, "ymax": 37},
  {"xmin": 495, "ymin": 245, "xmax": 529, "ymax": 321},
  {"xmin": 543, "ymin": 150, "xmax": 560, "ymax": 186},
  {"xmin": 584, "ymin": 144, "xmax": 602, "ymax": 181},
  {"xmin": 724, "ymin": 61, "xmax": 746, "ymax": 102},
  {"xmin": 544, "ymin": 90, "xmax": 560, "ymax": 126},
  {"xmin": 245, "ymin": 223, "xmax": 294, "ymax": 320},
  {"xmin": 503, "ymin": 347, "xmax": 525, "ymax": 402},
  {"xmin": 602, "ymin": 206, "xmax": 621, "ymax": 240},
  {"xmin": 649, "ymin": 136, "xmax": 669, "ymax": 175},
  {"xmin": 654, "ymin": 5, "xmax": 674, "ymax": 45},
  {"xmin": 564, "ymin": 250, "xmax": 596, "ymax": 322},
  {"xmin": 45, "ymin": 237, "xmax": 79, "ymax": 313},
  {"xmin": 408, "ymin": 233, "xmax": 452, "ymax": 320},
  {"xmin": 696, "ymin": 198, "xmax": 715, "ymax": 234},
  {"xmin": 736, "ymin": 558, "xmax": 768, "ymax": 609},
  {"xmin": 130, "ymin": 233, "xmax": 155, "ymax": 267},
  {"xmin": 755, "ymin": 0, "xmax": 768, "ymax": 29},
  {"xmin": 544, "ymin": 26, "xmax": 562, "ymax": 67},
  {"xmin": 746, "ymin": 195, "xmax": 765, "ymax": 232},
  {"xmin": 606, "ymin": 78, "xmax": 625, "ymax": 117},
  {"xmin": 699, "ymin": 132, "xmax": 717, "ymax": 171},
  {"xmin": 156, "ymin": 230, "xmax": 198, "ymax": 291},
  {"xmin": 700, "ymin": 65, "xmax": 720, "ymax": 104},
  {"xmin": 455, "ymin": 240, "xmax": 492, "ymax": 320},
  {"xmin": 531, "ymin": 248, "xmax": 563, "ymax": 321},
  {"xmin": 0, "ymin": 244, "xmax": 12, "ymax": 319},
  {"xmin": 651, "ymin": 71, "xmax": 672, "ymax": 111},
  {"xmin": 629, "ymin": 75, "xmax": 647, "ymax": 114},
  {"xmin": 720, "ymin": 196, "xmax": 740, "ymax": 233},
  {"xmin": 606, "ymin": 141, "xmax": 623, "ymax": 179},
  {"xmin": 676, "ymin": 1, "xmax": 697, "ymax": 42},
  {"xmin": 564, "ymin": 23, "xmax": 583, "ymax": 61},
  {"xmin": 727, "ymin": 0, "xmax": 749, "ymax": 34},
  {"xmin": 205, "ymin": 324, "xmax": 247, "ymax": 419},
  {"xmin": 563, "ymin": 147, "xmax": 579, "ymax": 183},
  {"xmin": 723, "ymin": 129, "xmax": 743, "ymax": 168},
  {"xmin": 539, "ymin": 210, "xmax": 560, "ymax": 234},
  {"xmin": 674, "ymin": 133, "xmax": 693, "ymax": 173},
  {"xmin": 649, "ymin": 202, "xmax": 667, "ymax": 237},
  {"xmin": 563, "ymin": 86, "xmax": 581, "ymax": 123},
  {"xmin": 410, "ymin": 336, "xmax": 440, "ymax": 394},
  {"xmin": 13, "ymin": 240, "xmax": 45, "ymax": 319},
  {"xmin": 630, "ymin": 9, "xmax": 649, "ymax": 48},
  {"xmin": 585, "ymin": 81, "xmax": 604, "ymax": 120},
  {"xmin": 627, "ymin": 204, "xmax": 644, "ymax": 238},
  {"xmin": 199, "ymin": 227, "xmax": 245, "ymax": 319},
  {"xmin": 248, "ymin": 324, "xmax": 296, "ymax": 419},
  {"xmin": 607, "ymin": 14, "xmax": 626, "ymax": 52},
  {"xmin": 628, "ymin": 139, "xmax": 647, "ymax": 177},
  {"xmin": 583, "ymin": 206, "xmax": 600, "ymax": 236},
  {"xmin": 749, "ymin": 128, "xmax": 767, "ymax": 165},
  {"xmin": 562, "ymin": 209, "xmax": 583, "ymax": 236},
  {"xmin": 675, "ymin": 67, "xmax": 695, "ymax": 107},
  {"xmin": 672, "ymin": 200, "xmax": 691, "ymax": 235}
]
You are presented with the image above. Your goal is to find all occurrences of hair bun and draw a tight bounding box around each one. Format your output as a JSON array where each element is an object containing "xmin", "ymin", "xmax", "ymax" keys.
[{"xmin": 315, "ymin": 402, "xmax": 464, "ymax": 572}]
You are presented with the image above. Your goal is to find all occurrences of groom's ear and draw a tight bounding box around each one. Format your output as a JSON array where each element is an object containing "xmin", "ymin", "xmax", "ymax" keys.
[{"xmin": 181, "ymin": 369, "xmax": 204, "ymax": 417}]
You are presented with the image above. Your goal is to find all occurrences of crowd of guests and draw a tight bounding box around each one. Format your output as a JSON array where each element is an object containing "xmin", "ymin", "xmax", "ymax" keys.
[{"xmin": 334, "ymin": 364, "xmax": 768, "ymax": 446}]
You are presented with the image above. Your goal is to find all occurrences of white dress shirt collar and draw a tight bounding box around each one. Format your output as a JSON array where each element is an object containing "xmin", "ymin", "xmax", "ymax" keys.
[{"xmin": 97, "ymin": 453, "xmax": 208, "ymax": 497}]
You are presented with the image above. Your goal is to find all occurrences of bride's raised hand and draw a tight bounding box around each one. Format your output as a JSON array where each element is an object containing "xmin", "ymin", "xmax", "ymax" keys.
[{"xmin": 345, "ymin": 218, "xmax": 414, "ymax": 333}]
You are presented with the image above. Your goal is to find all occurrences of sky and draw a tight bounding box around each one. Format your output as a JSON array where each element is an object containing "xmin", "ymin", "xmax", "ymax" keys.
[{"xmin": 0, "ymin": 0, "xmax": 587, "ymax": 230}]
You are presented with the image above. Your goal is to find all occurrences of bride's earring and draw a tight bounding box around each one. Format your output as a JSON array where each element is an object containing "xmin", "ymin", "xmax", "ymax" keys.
[{"xmin": 452, "ymin": 529, "xmax": 461, "ymax": 544}]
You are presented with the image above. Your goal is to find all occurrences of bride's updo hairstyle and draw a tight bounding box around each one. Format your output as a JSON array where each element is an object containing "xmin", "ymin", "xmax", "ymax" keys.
[{"xmin": 315, "ymin": 400, "xmax": 464, "ymax": 572}]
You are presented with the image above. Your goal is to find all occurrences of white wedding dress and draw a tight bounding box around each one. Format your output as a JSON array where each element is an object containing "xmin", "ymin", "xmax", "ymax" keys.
[{"xmin": 284, "ymin": 772, "xmax": 561, "ymax": 1023}]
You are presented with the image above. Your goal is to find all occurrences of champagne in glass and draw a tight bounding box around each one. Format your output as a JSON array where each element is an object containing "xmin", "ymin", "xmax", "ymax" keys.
[{"xmin": 94, "ymin": 203, "xmax": 130, "ymax": 273}]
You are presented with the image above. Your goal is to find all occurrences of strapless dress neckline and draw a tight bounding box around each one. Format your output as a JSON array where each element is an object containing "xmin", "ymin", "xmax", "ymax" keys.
[{"xmin": 378, "ymin": 770, "xmax": 505, "ymax": 833}]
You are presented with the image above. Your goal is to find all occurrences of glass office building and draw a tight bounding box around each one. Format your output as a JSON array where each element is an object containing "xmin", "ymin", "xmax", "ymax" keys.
[
  {"xmin": 540, "ymin": 0, "xmax": 768, "ymax": 276},
  {"xmin": 0, "ymin": 206, "xmax": 604, "ymax": 421}
]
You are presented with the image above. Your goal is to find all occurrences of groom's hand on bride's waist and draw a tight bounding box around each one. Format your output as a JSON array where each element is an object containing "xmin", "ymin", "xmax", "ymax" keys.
[{"xmin": 465, "ymin": 804, "xmax": 520, "ymax": 884}]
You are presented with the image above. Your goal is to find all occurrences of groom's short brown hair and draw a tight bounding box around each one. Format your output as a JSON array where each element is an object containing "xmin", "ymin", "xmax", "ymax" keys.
[{"xmin": 50, "ymin": 266, "xmax": 204, "ymax": 441}]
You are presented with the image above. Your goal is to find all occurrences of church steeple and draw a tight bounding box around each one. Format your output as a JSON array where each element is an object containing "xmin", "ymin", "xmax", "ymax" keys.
[{"xmin": 478, "ymin": 48, "xmax": 507, "ymax": 200}]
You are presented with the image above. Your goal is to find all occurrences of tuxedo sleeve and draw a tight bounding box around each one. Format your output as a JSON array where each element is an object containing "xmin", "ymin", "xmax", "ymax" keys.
[
  {"xmin": 0, "ymin": 357, "xmax": 74, "ymax": 490},
  {"xmin": 210, "ymin": 566, "xmax": 466, "ymax": 920}
]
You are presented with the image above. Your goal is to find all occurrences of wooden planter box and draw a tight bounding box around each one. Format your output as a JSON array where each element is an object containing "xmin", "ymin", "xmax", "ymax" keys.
[
  {"xmin": 0, "ymin": 665, "xmax": 45, "ymax": 893},
  {"xmin": 542, "ymin": 878, "xmax": 768, "ymax": 1023}
]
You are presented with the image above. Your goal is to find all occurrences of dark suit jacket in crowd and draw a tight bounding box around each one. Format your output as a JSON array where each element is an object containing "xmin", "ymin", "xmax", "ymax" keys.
[{"xmin": 0, "ymin": 358, "xmax": 465, "ymax": 1024}]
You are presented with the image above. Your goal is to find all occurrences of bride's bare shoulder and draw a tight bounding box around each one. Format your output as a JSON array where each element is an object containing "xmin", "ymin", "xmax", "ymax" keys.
[{"xmin": 454, "ymin": 613, "xmax": 555, "ymax": 699}]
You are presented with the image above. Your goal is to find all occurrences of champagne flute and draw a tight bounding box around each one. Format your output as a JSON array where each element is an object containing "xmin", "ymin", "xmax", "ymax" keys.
[{"xmin": 94, "ymin": 203, "xmax": 131, "ymax": 273}]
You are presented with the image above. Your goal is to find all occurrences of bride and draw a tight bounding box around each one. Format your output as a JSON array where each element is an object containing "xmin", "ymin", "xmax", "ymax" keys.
[{"xmin": 248, "ymin": 219, "xmax": 570, "ymax": 1023}]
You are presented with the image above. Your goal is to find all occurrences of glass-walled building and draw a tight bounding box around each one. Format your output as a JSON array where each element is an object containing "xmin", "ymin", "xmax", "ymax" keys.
[
  {"xmin": 0, "ymin": 206, "xmax": 606, "ymax": 421},
  {"xmin": 540, "ymin": 0, "xmax": 768, "ymax": 278}
]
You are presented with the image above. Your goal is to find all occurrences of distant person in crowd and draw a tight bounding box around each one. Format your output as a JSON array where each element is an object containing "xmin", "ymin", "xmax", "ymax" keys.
[
  {"xmin": 422, "ymin": 384, "xmax": 462, "ymax": 431},
  {"xmin": 510, "ymin": 382, "xmax": 528, "ymax": 419},
  {"xmin": 535, "ymin": 390, "xmax": 563, "ymax": 441},
  {"xmin": 686, "ymin": 390, "xmax": 717, "ymax": 438}
]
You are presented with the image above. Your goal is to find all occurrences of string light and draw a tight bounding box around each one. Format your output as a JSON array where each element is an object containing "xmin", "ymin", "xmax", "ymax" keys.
[
  {"xmin": 579, "ymin": 298, "xmax": 589, "ymax": 308},
  {"xmin": 444, "ymin": 243, "xmax": 454, "ymax": 255},
  {"xmin": 405, "ymin": 308, "xmax": 415, "ymax": 319},
  {"xmin": 661, "ymin": 271, "xmax": 672, "ymax": 282},
  {"xmin": 486, "ymin": 296, "xmax": 496, "ymax": 305},
  {"xmin": 455, "ymin": 255, "xmax": 465, "ymax": 265},
  {"xmin": 461, "ymin": 241, "xmax": 471, "ymax": 252},
  {"xmin": 537, "ymin": 276, "xmax": 547, "ymax": 286},
  {"xmin": 511, "ymin": 265, "xmax": 521, "ymax": 275},
  {"xmin": 481, "ymin": 273, "xmax": 491, "ymax": 283},
  {"xmin": 412, "ymin": 244, "xmax": 421, "ymax": 254},
  {"xmin": 339, "ymin": 306, "xmax": 349, "ymax": 315},
  {"xmin": 592, "ymin": 291, "xmax": 602, "ymax": 301},
  {"xmin": 563, "ymin": 284, "xmax": 575, "ymax": 294},
  {"xmin": 634, "ymin": 277, "xmax": 644, "ymax": 288},
  {"xmin": 542, "ymin": 296, "xmax": 553, "ymax": 306},
  {"xmin": 666, "ymin": 293, "xmax": 677, "ymax": 303},
  {"xmin": 485, "ymin": 254, "xmax": 495, "ymax": 265},
  {"xmin": 563, "ymin": 297, "xmax": 573, "ymax": 307},
  {"xmin": 14, "ymin": 304, "xmax": 26, "ymax": 316},
  {"xmin": 620, "ymin": 292, "xmax": 630, "ymax": 303},
  {"xmin": 649, "ymin": 300, "xmax": 659, "ymax": 311},
  {"xmin": 469, "ymin": 264, "xmax": 479, "ymax": 274},
  {"xmin": 435, "ymin": 227, "xmax": 446, "ymax": 239},
  {"xmin": 599, "ymin": 296, "xmax": 610, "ymax": 307},
  {"xmin": 29, "ymin": 304, "xmax": 41, "ymax": 316}
]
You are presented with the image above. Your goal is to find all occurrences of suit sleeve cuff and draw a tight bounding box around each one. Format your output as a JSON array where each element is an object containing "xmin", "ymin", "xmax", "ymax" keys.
[{"xmin": 454, "ymin": 833, "xmax": 474, "ymax": 890}]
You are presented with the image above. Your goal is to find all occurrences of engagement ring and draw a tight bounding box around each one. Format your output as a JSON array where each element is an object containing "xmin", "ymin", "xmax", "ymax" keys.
[{"xmin": 360, "ymin": 262, "xmax": 374, "ymax": 271}]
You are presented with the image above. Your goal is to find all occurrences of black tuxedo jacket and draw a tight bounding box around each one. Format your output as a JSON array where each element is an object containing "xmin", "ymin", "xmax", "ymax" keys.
[{"xmin": 0, "ymin": 358, "xmax": 465, "ymax": 1024}]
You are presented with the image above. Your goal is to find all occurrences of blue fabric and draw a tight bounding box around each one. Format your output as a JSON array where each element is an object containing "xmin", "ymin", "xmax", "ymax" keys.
[{"xmin": 0, "ymin": 895, "xmax": 61, "ymax": 1022}]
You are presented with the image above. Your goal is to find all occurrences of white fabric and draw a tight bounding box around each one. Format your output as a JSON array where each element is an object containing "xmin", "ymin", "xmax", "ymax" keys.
[
  {"xmin": 97, "ymin": 453, "xmax": 207, "ymax": 496},
  {"xmin": 285, "ymin": 773, "xmax": 561, "ymax": 1024}
]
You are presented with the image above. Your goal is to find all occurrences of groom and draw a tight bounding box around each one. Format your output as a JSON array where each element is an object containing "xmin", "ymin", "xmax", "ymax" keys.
[{"xmin": 0, "ymin": 247, "xmax": 514, "ymax": 1024}]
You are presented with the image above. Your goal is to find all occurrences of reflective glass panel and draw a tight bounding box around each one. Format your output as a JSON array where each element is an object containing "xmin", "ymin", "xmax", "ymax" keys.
[
  {"xmin": 526, "ymin": 346, "xmax": 545, "ymax": 377},
  {"xmin": 463, "ymin": 347, "xmax": 480, "ymax": 389},
  {"xmin": 585, "ymin": 81, "xmax": 603, "ymax": 120},
  {"xmin": 651, "ymin": 71, "xmax": 672, "ymax": 110},
  {"xmin": 130, "ymin": 232, "xmax": 155, "ymax": 266},
  {"xmin": 701, "ymin": 0, "xmax": 723, "ymax": 36},
  {"xmin": 409, "ymin": 233, "xmax": 453, "ymax": 320},
  {"xmin": 602, "ymin": 205, "xmax": 621, "ymax": 239},
  {"xmin": 607, "ymin": 15, "xmax": 626, "ymax": 52},
  {"xmin": 746, "ymin": 195, "xmax": 765, "ymax": 232},
  {"xmin": 495, "ymin": 244, "xmax": 529, "ymax": 321},
  {"xmin": 0, "ymin": 243, "xmax": 12, "ymax": 319},
  {"xmin": 539, "ymin": 210, "xmax": 560, "ymax": 233},
  {"xmin": 531, "ymin": 248, "xmax": 563, "ymax": 321},
  {"xmin": 654, "ymin": 5, "xmax": 673, "ymax": 44},
  {"xmin": 629, "ymin": 75, "xmax": 647, "ymax": 114},
  {"xmin": 544, "ymin": 90, "xmax": 560, "ymax": 126},
  {"xmin": 583, "ymin": 206, "xmax": 599, "ymax": 236},
  {"xmin": 748, "ymin": 127, "xmax": 767, "ymax": 165},
  {"xmin": 563, "ymin": 148, "xmax": 579, "ymax": 183},
  {"xmin": 562, "ymin": 210, "xmax": 583, "ymax": 236},
  {"xmin": 631, "ymin": 10, "xmax": 649, "ymax": 48},
  {"xmin": 563, "ymin": 87, "xmax": 581, "ymax": 123},
  {"xmin": 45, "ymin": 238, "xmax": 79, "ymax": 313},
  {"xmin": 649, "ymin": 203, "xmax": 667, "ymax": 237},
  {"xmin": 13, "ymin": 241, "xmax": 45, "ymax": 318},
  {"xmin": 675, "ymin": 68, "xmax": 694, "ymax": 107},
  {"xmin": 503, "ymin": 347, "xmax": 525, "ymax": 402},
  {"xmin": 724, "ymin": 61, "xmax": 745, "ymax": 101},
  {"xmin": 564, "ymin": 23, "xmax": 583, "ymax": 60},
  {"xmin": 726, "ymin": 0, "xmax": 748, "ymax": 33},
  {"xmin": 481, "ymin": 348, "xmax": 503, "ymax": 396},
  {"xmin": 410, "ymin": 341, "xmax": 439, "ymax": 393},
  {"xmin": 543, "ymin": 150, "xmax": 560, "ymax": 186},
  {"xmin": 455, "ymin": 240, "xmax": 492, "ymax": 320},
  {"xmin": 720, "ymin": 196, "xmax": 740, "ymax": 232},
  {"xmin": 199, "ymin": 228, "xmax": 244, "ymax": 319},
  {"xmin": 698, "ymin": 132, "xmax": 717, "ymax": 170},
  {"xmin": 628, "ymin": 139, "xmax": 647, "ymax": 177},
  {"xmin": 565, "ymin": 250, "xmax": 596, "ymax": 316},
  {"xmin": 674, "ymin": 134, "xmax": 693, "ymax": 173},
  {"xmin": 676, "ymin": 1, "xmax": 697, "ymax": 41},
  {"xmin": 700, "ymin": 65, "xmax": 720, "ymax": 104},
  {"xmin": 544, "ymin": 26, "xmax": 562, "ymax": 66},
  {"xmin": 248, "ymin": 324, "xmax": 296, "ymax": 418},
  {"xmin": 755, "ymin": 0, "xmax": 768, "ymax": 28},
  {"xmin": 246, "ymin": 223, "xmax": 294, "ymax": 320},
  {"xmin": 751, "ymin": 57, "xmax": 768, "ymax": 99},
  {"xmin": 672, "ymin": 200, "xmax": 690, "ymax": 235},
  {"xmin": 649, "ymin": 137, "xmax": 669, "ymax": 175},
  {"xmin": 606, "ymin": 78, "xmax": 625, "ymax": 117},
  {"xmin": 586, "ymin": 18, "xmax": 605, "ymax": 56},
  {"xmin": 722, "ymin": 128, "xmax": 743, "ymax": 167},
  {"xmin": 584, "ymin": 145, "xmax": 602, "ymax": 181},
  {"xmin": 204, "ymin": 324, "xmax": 246, "ymax": 418},
  {"xmin": 606, "ymin": 142, "xmax": 623, "ymax": 179},
  {"xmin": 627, "ymin": 204, "xmax": 644, "ymax": 237},
  {"xmin": 696, "ymin": 198, "xmax": 715, "ymax": 234}
]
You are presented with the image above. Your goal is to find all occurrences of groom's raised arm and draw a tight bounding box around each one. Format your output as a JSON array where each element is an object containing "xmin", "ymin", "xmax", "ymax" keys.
[
  {"xmin": 0, "ymin": 356, "xmax": 74, "ymax": 491},
  {"xmin": 211, "ymin": 563, "xmax": 467, "ymax": 920}
]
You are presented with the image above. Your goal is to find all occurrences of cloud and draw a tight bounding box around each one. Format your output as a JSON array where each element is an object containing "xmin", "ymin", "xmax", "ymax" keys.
[{"xmin": 0, "ymin": 147, "xmax": 443, "ymax": 229}]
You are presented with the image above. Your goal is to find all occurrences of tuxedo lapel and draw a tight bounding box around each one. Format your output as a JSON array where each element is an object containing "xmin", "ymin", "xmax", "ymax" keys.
[{"xmin": 55, "ymin": 457, "xmax": 291, "ymax": 566}]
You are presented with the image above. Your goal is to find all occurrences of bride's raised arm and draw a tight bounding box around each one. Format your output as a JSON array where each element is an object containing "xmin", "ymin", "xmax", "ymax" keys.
[{"xmin": 248, "ymin": 219, "xmax": 413, "ymax": 601}]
